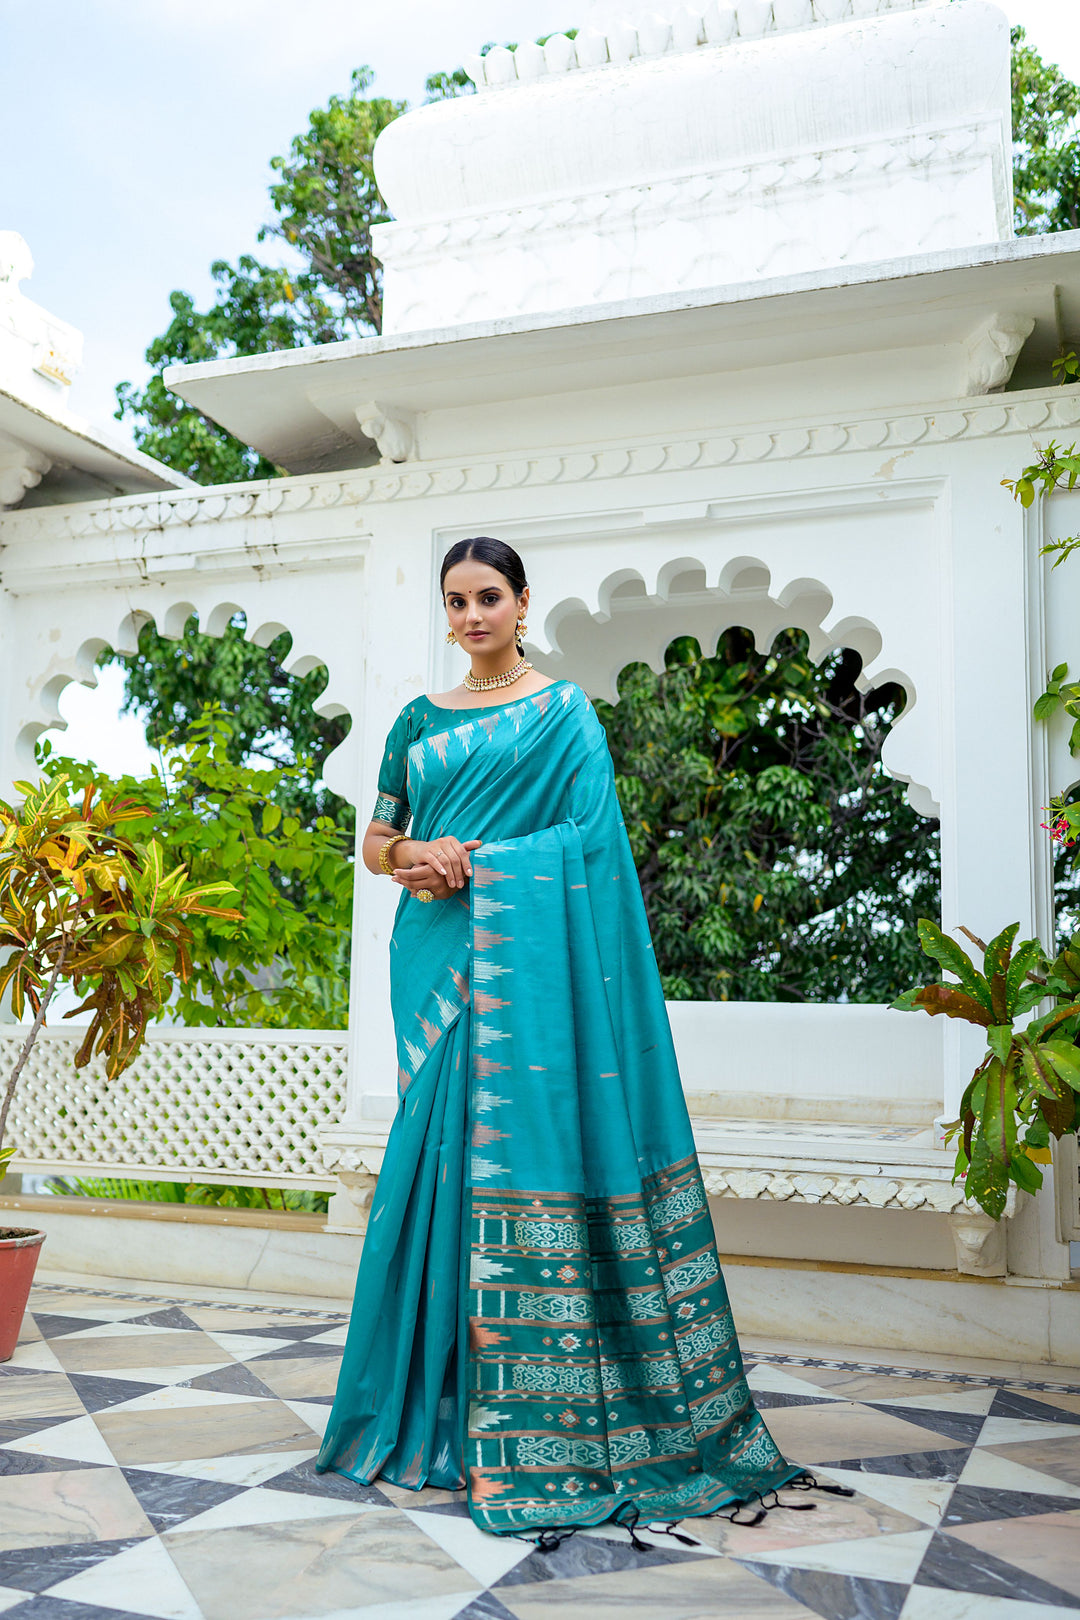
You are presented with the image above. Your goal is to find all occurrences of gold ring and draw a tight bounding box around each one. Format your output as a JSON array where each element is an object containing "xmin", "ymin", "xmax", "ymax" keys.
[{"xmin": 416, "ymin": 888, "xmax": 434, "ymax": 903}]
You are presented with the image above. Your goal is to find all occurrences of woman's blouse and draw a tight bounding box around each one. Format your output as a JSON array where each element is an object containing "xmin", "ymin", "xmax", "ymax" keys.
[{"xmin": 373, "ymin": 696, "xmax": 494, "ymax": 832}]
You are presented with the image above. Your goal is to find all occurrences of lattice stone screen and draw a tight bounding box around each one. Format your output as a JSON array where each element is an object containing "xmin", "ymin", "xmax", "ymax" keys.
[{"xmin": 4, "ymin": 1027, "xmax": 347, "ymax": 1188}]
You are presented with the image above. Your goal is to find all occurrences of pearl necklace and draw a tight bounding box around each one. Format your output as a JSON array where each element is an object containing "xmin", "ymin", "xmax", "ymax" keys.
[{"xmin": 463, "ymin": 656, "xmax": 533, "ymax": 691}]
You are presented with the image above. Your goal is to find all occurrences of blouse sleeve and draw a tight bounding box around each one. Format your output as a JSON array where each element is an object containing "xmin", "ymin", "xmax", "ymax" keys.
[{"xmin": 371, "ymin": 706, "xmax": 412, "ymax": 833}]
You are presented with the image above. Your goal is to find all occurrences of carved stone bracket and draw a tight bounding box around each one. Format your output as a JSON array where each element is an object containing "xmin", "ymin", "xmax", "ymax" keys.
[
  {"xmin": 948, "ymin": 1202, "xmax": 1011, "ymax": 1276},
  {"xmin": 321, "ymin": 1126, "xmax": 387, "ymax": 1234},
  {"xmin": 355, "ymin": 402, "xmax": 416, "ymax": 464},
  {"xmin": 963, "ymin": 313, "xmax": 1036, "ymax": 396},
  {"xmin": 0, "ymin": 441, "xmax": 51, "ymax": 509}
]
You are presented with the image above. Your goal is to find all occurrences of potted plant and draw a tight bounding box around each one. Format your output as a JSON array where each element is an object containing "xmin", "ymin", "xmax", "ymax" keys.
[{"xmin": 0, "ymin": 776, "xmax": 240, "ymax": 1360}]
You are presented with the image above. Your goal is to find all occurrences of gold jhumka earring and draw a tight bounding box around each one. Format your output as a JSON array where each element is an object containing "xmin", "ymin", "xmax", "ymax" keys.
[{"xmin": 446, "ymin": 628, "xmax": 456, "ymax": 643}]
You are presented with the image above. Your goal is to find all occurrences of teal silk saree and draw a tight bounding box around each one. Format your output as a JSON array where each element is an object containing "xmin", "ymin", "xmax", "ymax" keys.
[{"xmin": 317, "ymin": 679, "xmax": 800, "ymax": 1536}]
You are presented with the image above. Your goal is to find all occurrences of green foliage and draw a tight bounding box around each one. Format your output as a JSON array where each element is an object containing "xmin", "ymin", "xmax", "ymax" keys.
[
  {"xmin": 595, "ymin": 631, "xmax": 939, "ymax": 1003},
  {"xmin": 1012, "ymin": 26, "xmax": 1080, "ymax": 235},
  {"xmin": 105, "ymin": 613, "xmax": 353, "ymax": 840},
  {"xmin": 39, "ymin": 707, "xmax": 354, "ymax": 1031},
  {"xmin": 894, "ymin": 923, "xmax": 1080, "ymax": 1219},
  {"xmin": 46, "ymin": 1174, "xmax": 328, "ymax": 1216}
]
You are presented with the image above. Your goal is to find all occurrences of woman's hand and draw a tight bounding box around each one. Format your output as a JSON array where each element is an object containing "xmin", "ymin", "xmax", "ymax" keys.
[{"xmin": 392, "ymin": 837, "xmax": 482, "ymax": 900}]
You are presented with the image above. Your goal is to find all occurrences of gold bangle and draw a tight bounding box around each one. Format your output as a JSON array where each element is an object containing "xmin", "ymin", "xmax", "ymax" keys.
[{"xmin": 378, "ymin": 834, "xmax": 408, "ymax": 876}]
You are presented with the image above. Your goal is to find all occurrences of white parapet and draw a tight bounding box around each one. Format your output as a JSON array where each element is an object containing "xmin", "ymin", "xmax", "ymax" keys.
[{"xmin": 373, "ymin": 0, "xmax": 1013, "ymax": 333}]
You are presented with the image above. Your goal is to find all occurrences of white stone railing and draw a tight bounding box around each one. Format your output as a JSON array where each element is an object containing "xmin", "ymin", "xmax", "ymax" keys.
[
  {"xmin": 4, "ymin": 1026, "xmax": 346, "ymax": 1189},
  {"xmin": 465, "ymin": 0, "xmax": 935, "ymax": 91}
]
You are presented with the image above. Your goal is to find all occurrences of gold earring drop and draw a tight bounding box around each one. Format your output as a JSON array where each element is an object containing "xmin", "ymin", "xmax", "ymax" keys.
[
  {"xmin": 445, "ymin": 628, "xmax": 456, "ymax": 643},
  {"xmin": 517, "ymin": 618, "xmax": 528, "ymax": 637}
]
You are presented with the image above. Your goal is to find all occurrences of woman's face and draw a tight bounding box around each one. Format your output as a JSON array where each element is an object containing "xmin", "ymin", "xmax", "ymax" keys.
[{"xmin": 443, "ymin": 561, "xmax": 527, "ymax": 655}]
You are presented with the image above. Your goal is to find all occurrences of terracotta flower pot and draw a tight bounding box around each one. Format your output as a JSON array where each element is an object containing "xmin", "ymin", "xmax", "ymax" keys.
[{"xmin": 0, "ymin": 1227, "xmax": 45, "ymax": 1361}]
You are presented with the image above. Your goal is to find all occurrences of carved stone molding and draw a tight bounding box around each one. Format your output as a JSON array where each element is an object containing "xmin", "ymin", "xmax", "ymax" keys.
[
  {"xmin": 464, "ymin": 0, "xmax": 930, "ymax": 91},
  {"xmin": 700, "ymin": 1165, "xmax": 968, "ymax": 1212},
  {"xmin": 3, "ymin": 387, "xmax": 1076, "ymax": 549}
]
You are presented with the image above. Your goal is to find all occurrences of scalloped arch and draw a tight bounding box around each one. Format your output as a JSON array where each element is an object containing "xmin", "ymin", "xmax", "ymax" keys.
[
  {"xmin": 18, "ymin": 594, "xmax": 354, "ymax": 794},
  {"xmin": 532, "ymin": 553, "xmax": 936, "ymax": 815}
]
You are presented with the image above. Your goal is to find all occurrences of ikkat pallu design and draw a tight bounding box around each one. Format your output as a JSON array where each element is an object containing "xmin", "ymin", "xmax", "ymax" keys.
[{"xmin": 465, "ymin": 1160, "xmax": 798, "ymax": 1535}]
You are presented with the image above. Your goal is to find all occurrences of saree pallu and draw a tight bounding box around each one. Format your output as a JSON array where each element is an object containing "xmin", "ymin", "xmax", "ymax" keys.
[{"xmin": 317, "ymin": 681, "xmax": 799, "ymax": 1534}]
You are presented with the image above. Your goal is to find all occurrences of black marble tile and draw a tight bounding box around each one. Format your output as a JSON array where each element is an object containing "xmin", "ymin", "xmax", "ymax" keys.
[
  {"xmin": 0, "ymin": 1538, "xmax": 151, "ymax": 1595},
  {"xmin": 227, "ymin": 1324, "xmax": 335, "ymax": 1341},
  {"xmin": 868, "ymin": 1404, "xmax": 987, "ymax": 1445},
  {"xmin": 455, "ymin": 1596, "xmax": 521, "ymax": 1620},
  {"xmin": 29, "ymin": 1316, "xmax": 109, "ymax": 1341},
  {"xmin": 123, "ymin": 1307, "xmax": 200, "ymax": 1332},
  {"xmin": 942, "ymin": 1482, "xmax": 1080, "ymax": 1527},
  {"xmin": 737, "ymin": 1560, "xmax": 909, "ymax": 1620},
  {"xmin": 752, "ymin": 1392, "xmax": 837, "ymax": 1411},
  {"xmin": 826, "ymin": 1449, "xmax": 970, "ymax": 1482},
  {"xmin": 495, "ymin": 1530, "xmax": 711, "ymax": 1586},
  {"xmin": 3, "ymin": 1599, "xmax": 160, "ymax": 1619},
  {"xmin": 247, "ymin": 1341, "xmax": 342, "ymax": 1361},
  {"xmin": 178, "ymin": 1363, "xmax": 277, "ymax": 1399},
  {"xmin": 990, "ymin": 1389, "xmax": 1080, "ymax": 1428},
  {"xmin": 0, "ymin": 1364, "xmax": 56, "ymax": 1379},
  {"xmin": 0, "ymin": 1451, "xmax": 103, "ymax": 1476},
  {"xmin": 67, "ymin": 1374, "xmax": 164, "ymax": 1414},
  {"xmin": 261, "ymin": 1456, "xmax": 393, "ymax": 1504},
  {"xmin": 916, "ymin": 1527, "xmax": 1080, "ymax": 1606},
  {"xmin": 120, "ymin": 1467, "xmax": 246, "ymax": 1532}
]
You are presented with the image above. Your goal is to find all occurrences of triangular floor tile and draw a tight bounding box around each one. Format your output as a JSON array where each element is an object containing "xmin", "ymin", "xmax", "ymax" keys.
[
  {"xmin": 165, "ymin": 1483, "xmax": 373, "ymax": 1537},
  {"xmin": 453, "ymin": 1597, "xmax": 521, "ymax": 1620},
  {"xmin": 404, "ymin": 1508, "xmax": 532, "ymax": 1588},
  {"xmin": 495, "ymin": 1529, "xmax": 711, "ymax": 1586},
  {"xmin": 0, "ymin": 1415, "xmax": 75, "ymax": 1446},
  {"xmin": 260, "ymin": 1457, "xmax": 391, "ymax": 1505},
  {"xmin": 233, "ymin": 1324, "xmax": 334, "ymax": 1342},
  {"xmin": 978, "ymin": 1416, "xmax": 1080, "ymax": 1447},
  {"xmin": 134, "ymin": 1448, "xmax": 318, "ymax": 1487},
  {"xmin": 2, "ymin": 1417, "xmax": 115, "ymax": 1466},
  {"xmin": 737, "ymin": 1528, "xmax": 933, "ymax": 1584},
  {"xmin": 960, "ymin": 1447, "xmax": 1080, "ymax": 1500},
  {"xmin": 0, "ymin": 1451, "xmax": 104, "ymax": 1477},
  {"xmin": 826, "ymin": 1448, "xmax": 970, "ymax": 1482},
  {"xmin": 942, "ymin": 1481, "xmax": 1080, "ymax": 1528},
  {"xmin": 0, "ymin": 1540, "xmax": 151, "ymax": 1596},
  {"xmin": 810, "ymin": 1468, "xmax": 955, "ymax": 1526},
  {"xmin": 1, "ymin": 1599, "xmax": 162, "ymax": 1618},
  {"xmin": 752, "ymin": 1392, "xmax": 836, "ymax": 1412},
  {"xmin": 736, "ymin": 1560, "xmax": 908, "ymax": 1620},
  {"xmin": 47, "ymin": 1536, "xmax": 203, "ymax": 1620},
  {"xmin": 68, "ymin": 1376, "xmax": 166, "ymax": 1415},
  {"xmin": 120, "ymin": 1468, "xmax": 246, "ymax": 1533},
  {"xmin": 30, "ymin": 1316, "xmax": 110, "ymax": 1340},
  {"xmin": 123, "ymin": 1309, "xmax": 200, "ymax": 1333},
  {"xmin": 915, "ymin": 1526, "xmax": 1080, "ymax": 1607},
  {"xmin": 989, "ymin": 1389, "xmax": 1080, "ymax": 1428},
  {"xmin": 176, "ymin": 1362, "xmax": 277, "ymax": 1400},
  {"xmin": 868, "ymin": 1404, "xmax": 987, "ymax": 1446}
]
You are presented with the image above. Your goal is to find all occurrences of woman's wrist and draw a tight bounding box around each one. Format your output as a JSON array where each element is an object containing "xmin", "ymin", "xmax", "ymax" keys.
[{"xmin": 390, "ymin": 838, "xmax": 418, "ymax": 870}]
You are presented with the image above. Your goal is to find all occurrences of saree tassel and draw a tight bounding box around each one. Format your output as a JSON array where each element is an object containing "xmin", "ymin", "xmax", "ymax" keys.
[
  {"xmin": 646, "ymin": 1520, "xmax": 702, "ymax": 1547},
  {"xmin": 531, "ymin": 1527, "xmax": 579, "ymax": 1554},
  {"xmin": 613, "ymin": 1504, "xmax": 654, "ymax": 1552},
  {"xmin": 788, "ymin": 1470, "xmax": 856, "ymax": 1497}
]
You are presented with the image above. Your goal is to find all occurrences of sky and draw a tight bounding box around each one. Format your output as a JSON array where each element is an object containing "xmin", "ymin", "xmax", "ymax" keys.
[{"xmin": 11, "ymin": 0, "xmax": 1080, "ymax": 767}]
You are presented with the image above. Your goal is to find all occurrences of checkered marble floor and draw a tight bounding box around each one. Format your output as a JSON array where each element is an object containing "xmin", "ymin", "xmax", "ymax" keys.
[{"xmin": 3, "ymin": 1279, "xmax": 1080, "ymax": 1620}]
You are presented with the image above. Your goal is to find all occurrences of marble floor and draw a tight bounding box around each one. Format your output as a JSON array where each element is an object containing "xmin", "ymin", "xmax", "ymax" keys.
[{"xmin": 3, "ymin": 1276, "xmax": 1080, "ymax": 1620}]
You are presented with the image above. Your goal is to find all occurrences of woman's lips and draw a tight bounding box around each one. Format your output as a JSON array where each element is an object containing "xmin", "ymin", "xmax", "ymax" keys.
[{"xmin": 466, "ymin": 631, "xmax": 488, "ymax": 639}]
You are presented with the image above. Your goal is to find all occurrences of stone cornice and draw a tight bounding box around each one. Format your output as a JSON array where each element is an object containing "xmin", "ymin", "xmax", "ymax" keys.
[{"xmin": 2, "ymin": 386, "xmax": 1076, "ymax": 559}]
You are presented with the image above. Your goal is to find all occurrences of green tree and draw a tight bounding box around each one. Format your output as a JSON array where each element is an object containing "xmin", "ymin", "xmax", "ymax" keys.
[
  {"xmin": 1012, "ymin": 25, "xmax": 1080, "ymax": 234},
  {"xmin": 108, "ymin": 614, "xmax": 352, "ymax": 839},
  {"xmin": 39, "ymin": 708, "xmax": 354, "ymax": 1031},
  {"xmin": 115, "ymin": 67, "xmax": 407, "ymax": 486},
  {"xmin": 597, "ymin": 632, "xmax": 940, "ymax": 1002}
]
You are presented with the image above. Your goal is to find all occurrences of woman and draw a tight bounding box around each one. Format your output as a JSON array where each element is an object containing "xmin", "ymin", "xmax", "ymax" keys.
[{"xmin": 317, "ymin": 537, "xmax": 810, "ymax": 1540}]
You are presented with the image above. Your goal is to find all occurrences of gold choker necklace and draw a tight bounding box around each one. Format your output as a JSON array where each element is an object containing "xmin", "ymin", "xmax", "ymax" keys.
[{"xmin": 463, "ymin": 657, "xmax": 533, "ymax": 691}]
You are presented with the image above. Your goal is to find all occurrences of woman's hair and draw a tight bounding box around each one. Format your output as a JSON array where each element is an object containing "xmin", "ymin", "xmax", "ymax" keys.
[{"xmin": 440, "ymin": 537, "xmax": 527, "ymax": 599}]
